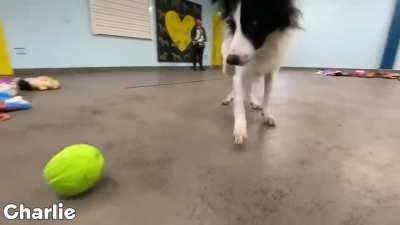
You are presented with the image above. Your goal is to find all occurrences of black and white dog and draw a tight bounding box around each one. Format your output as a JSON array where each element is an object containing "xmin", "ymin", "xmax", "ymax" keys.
[{"xmin": 212, "ymin": 0, "xmax": 301, "ymax": 144}]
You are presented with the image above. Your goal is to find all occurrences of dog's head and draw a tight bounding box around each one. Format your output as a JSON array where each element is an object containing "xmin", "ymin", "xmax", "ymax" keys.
[{"xmin": 213, "ymin": 0, "xmax": 300, "ymax": 66}]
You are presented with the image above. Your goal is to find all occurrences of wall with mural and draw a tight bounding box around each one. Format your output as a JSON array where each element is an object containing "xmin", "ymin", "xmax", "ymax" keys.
[
  {"xmin": 0, "ymin": 0, "xmax": 214, "ymax": 69},
  {"xmin": 1, "ymin": 0, "xmax": 396, "ymax": 70},
  {"xmin": 156, "ymin": 0, "xmax": 201, "ymax": 62}
]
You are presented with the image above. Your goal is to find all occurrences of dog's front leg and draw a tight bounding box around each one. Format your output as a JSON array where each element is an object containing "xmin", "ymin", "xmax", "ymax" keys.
[
  {"xmin": 250, "ymin": 76, "xmax": 264, "ymax": 110},
  {"xmin": 233, "ymin": 70, "xmax": 248, "ymax": 144},
  {"xmin": 262, "ymin": 71, "xmax": 277, "ymax": 127},
  {"xmin": 222, "ymin": 90, "xmax": 234, "ymax": 105}
]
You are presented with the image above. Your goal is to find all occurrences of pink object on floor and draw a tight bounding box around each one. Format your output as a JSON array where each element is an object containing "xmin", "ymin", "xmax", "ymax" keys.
[{"xmin": 0, "ymin": 113, "xmax": 11, "ymax": 121}]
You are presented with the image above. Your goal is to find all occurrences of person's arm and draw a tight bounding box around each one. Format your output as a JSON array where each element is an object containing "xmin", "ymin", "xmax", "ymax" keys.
[
  {"xmin": 191, "ymin": 28, "xmax": 196, "ymax": 42},
  {"xmin": 203, "ymin": 27, "xmax": 207, "ymax": 42},
  {"xmin": 195, "ymin": 29, "xmax": 201, "ymax": 41}
]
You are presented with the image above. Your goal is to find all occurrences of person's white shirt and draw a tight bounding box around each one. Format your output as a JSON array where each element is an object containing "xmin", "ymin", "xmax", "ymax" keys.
[{"xmin": 194, "ymin": 27, "xmax": 205, "ymax": 45}]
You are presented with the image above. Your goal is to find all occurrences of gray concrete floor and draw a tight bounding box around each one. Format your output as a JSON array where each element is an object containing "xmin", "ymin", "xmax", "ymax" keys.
[{"xmin": 1, "ymin": 68, "xmax": 400, "ymax": 225}]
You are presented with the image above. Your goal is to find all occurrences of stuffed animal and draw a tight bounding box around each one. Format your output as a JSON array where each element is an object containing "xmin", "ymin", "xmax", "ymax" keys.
[
  {"xmin": 0, "ymin": 77, "xmax": 32, "ymax": 122},
  {"xmin": 18, "ymin": 76, "xmax": 60, "ymax": 91}
]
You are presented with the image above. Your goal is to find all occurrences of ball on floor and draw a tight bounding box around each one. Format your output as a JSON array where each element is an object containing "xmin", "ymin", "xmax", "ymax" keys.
[{"xmin": 43, "ymin": 144, "xmax": 105, "ymax": 197}]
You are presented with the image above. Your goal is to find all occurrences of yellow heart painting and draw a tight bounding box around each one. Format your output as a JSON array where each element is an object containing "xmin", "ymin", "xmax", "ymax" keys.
[{"xmin": 165, "ymin": 11, "xmax": 195, "ymax": 52}]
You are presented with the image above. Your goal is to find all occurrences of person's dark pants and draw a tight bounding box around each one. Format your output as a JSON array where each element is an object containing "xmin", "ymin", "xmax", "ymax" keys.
[{"xmin": 192, "ymin": 44, "xmax": 205, "ymax": 70}]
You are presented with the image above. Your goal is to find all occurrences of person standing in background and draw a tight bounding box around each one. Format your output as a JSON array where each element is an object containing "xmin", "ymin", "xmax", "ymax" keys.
[{"xmin": 191, "ymin": 19, "xmax": 207, "ymax": 71}]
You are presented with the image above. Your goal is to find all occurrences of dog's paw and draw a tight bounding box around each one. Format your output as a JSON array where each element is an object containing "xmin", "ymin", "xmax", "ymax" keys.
[
  {"xmin": 262, "ymin": 113, "xmax": 276, "ymax": 127},
  {"xmin": 250, "ymin": 102, "xmax": 262, "ymax": 111},
  {"xmin": 221, "ymin": 99, "xmax": 232, "ymax": 106},
  {"xmin": 233, "ymin": 126, "xmax": 248, "ymax": 145}
]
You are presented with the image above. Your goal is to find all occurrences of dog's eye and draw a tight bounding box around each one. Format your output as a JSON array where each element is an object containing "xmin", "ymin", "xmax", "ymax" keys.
[{"xmin": 226, "ymin": 17, "xmax": 236, "ymax": 33}]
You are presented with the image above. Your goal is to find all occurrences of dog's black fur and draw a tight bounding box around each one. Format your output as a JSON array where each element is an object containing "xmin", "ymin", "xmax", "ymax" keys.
[
  {"xmin": 212, "ymin": 0, "xmax": 300, "ymax": 49},
  {"xmin": 212, "ymin": 0, "xmax": 302, "ymax": 144}
]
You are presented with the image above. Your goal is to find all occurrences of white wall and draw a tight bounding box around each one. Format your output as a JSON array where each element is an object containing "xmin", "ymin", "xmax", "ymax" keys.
[
  {"xmin": 0, "ymin": 0, "xmax": 214, "ymax": 69},
  {"xmin": 286, "ymin": 0, "xmax": 396, "ymax": 69},
  {"xmin": 1, "ymin": 0, "xmax": 397, "ymax": 69}
]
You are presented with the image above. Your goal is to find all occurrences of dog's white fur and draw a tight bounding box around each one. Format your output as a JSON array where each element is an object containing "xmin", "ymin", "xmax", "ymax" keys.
[{"xmin": 222, "ymin": 3, "xmax": 297, "ymax": 144}]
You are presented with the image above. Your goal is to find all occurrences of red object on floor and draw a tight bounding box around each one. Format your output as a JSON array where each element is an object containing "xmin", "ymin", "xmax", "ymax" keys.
[
  {"xmin": 0, "ymin": 102, "xmax": 6, "ymax": 112},
  {"xmin": 0, "ymin": 113, "xmax": 11, "ymax": 121}
]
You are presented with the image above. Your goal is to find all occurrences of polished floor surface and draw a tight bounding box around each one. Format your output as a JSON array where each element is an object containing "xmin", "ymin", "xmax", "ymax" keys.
[{"xmin": 1, "ymin": 68, "xmax": 400, "ymax": 225}]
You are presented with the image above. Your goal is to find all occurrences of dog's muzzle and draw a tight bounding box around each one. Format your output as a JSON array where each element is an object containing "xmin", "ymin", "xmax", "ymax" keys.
[
  {"xmin": 226, "ymin": 54, "xmax": 250, "ymax": 66},
  {"xmin": 226, "ymin": 55, "xmax": 241, "ymax": 65}
]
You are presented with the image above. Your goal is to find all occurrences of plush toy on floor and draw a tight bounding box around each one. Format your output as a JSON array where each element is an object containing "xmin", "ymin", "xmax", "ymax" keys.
[
  {"xmin": 43, "ymin": 144, "xmax": 105, "ymax": 197},
  {"xmin": 0, "ymin": 78, "xmax": 31, "ymax": 122},
  {"xmin": 18, "ymin": 76, "xmax": 60, "ymax": 91}
]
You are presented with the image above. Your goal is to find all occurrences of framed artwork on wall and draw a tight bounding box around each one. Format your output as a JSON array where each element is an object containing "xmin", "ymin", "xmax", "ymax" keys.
[{"xmin": 156, "ymin": 0, "xmax": 202, "ymax": 62}]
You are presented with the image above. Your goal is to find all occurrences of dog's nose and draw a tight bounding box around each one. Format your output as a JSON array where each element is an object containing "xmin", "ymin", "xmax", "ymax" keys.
[{"xmin": 226, "ymin": 55, "xmax": 241, "ymax": 65}]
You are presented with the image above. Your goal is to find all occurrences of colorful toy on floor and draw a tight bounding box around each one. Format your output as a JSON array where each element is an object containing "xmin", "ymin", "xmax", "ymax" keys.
[
  {"xmin": 18, "ymin": 76, "xmax": 61, "ymax": 91},
  {"xmin": 0, "ymin": 77, "xmax": 14, "ymax": 84},
  {"xmin": 0, "ymin": 77, "xmax": 28, "ymax": 122},
  {"xmin": 43, "ymin": 144, "xmax": 105, "ymax": 197},
  {"xmin": 0, "ymin": 91, "xmax": 13, "ymax": 101},
  {"xmin": 0, "ymin": 77, "xmax": 18, "ymax": 96},
  {"xmin": 0, "ymin": 96, "xmax": 32, "ymax": 112},
  {"xmin": 0, "ymin": 113, "xmax": 11, "ymax": 121},
  {"xmin": 317, "ymin": 69, "xmax": 400, "ymax": 80}
]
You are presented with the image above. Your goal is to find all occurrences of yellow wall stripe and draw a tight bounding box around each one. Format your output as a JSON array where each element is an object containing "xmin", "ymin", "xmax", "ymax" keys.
[
  {"xmin": 0, "ymin": 21, "xmax": 13, "ymax": 76},
  {"xmin": 211, "ymin": 13, "xmax": 223, "ymax": 66}
]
